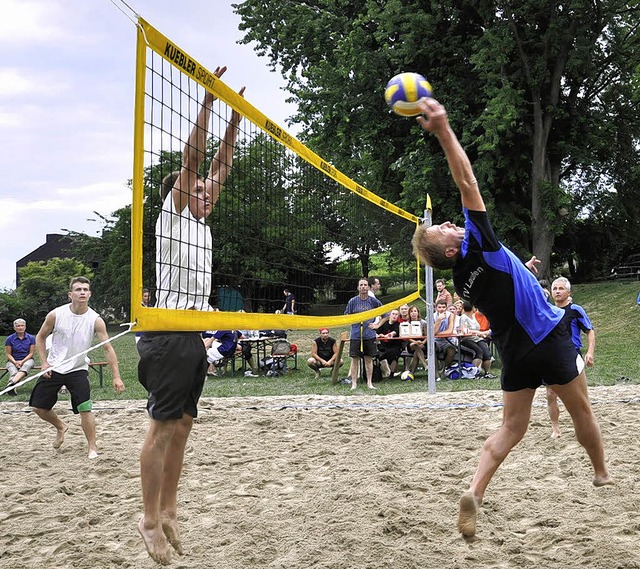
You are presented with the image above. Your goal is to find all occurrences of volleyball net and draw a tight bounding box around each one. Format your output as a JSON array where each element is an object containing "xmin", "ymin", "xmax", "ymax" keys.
[{"xmin": 131, "ymin": 18, "xmax": 422, "ymax": 332}]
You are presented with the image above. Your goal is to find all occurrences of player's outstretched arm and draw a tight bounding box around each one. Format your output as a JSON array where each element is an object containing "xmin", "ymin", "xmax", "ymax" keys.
[
  {"xmin": 207, "ymin": 85, "xmax": 246, "ymax": 206},
  {"xmin": 416, "ymin": 98, "xmax": 485, "ymax": 212},
  {"xmin": 173, "ymin": 66, "xmax": 227, "ymax": 213}
]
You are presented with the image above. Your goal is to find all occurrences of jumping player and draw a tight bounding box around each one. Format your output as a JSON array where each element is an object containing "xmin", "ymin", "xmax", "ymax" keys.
[
  {"xmin": 411, "ymin": 97, "xmax": 613, "ymax": 538},
  {"xmin": 137, "ymin": 67, "xmax": 245, "ymax": 565}
]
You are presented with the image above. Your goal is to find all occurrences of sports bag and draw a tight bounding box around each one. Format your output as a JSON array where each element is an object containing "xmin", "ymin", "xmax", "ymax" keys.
[
  {"xmin": 270, "ymin": 339, "xmax": 291, "ymax": 356},
  {"xmin": 444, "ymin": 362, "xmax": 479, "ymax": 380}
]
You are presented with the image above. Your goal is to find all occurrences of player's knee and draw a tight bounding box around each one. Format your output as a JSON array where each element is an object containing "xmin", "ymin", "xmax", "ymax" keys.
[{"xmin": 77, "ymin": 400, "xmax": 93, "ymax": 412}]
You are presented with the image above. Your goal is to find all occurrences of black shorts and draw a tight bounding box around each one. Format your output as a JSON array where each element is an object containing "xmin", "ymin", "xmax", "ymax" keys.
[
  {"xmin": 29, "ymin": 369, "xmax": 92, "ymax": 414},
  {"xmin": 501, "ymin": 324, "xmax": 583, "ymax": 392},
  {"xmin": 349, "ymin": 338, "xmax": 377, "ymax": 358},
  {"xmin": 137, "ymin": 332, "xmax": 208, "ymax": 420},
  {"xmin": 378, "ymin": 342, "xmax": 403, "ymax": 363}
]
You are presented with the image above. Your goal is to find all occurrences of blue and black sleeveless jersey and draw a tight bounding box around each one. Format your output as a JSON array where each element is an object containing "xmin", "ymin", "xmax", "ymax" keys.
[
  {"xmin": 558, "ymin": 303, "xmax": 593, "ymax": 352},
  {"xmin": 452, "ymin": 209, "xmax": 563, "ymax": 363}
]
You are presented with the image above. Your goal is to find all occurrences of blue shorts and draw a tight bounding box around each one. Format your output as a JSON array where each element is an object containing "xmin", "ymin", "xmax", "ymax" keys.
[
  {"xmin": 30, "ymin": 369, "xmax": 92, "ymax": 414},
  {"xmin": 501, "ymin": 323, "xmax": 584, "ymax": 392},
  {"xmin": 137, "ymin": 332, "xmax": 208, "ymax": 420}
]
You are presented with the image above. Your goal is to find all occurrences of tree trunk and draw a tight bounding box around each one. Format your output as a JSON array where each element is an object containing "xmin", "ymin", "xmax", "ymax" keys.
[{"xmin": 530, "ymin": 98, "xmax": 555, "ymax": 281}]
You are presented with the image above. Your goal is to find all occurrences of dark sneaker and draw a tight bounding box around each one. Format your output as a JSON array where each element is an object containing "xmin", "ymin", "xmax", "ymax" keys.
[{"xmin": 5, "ymin": 383, "xmax": 17, "ymax": 396}]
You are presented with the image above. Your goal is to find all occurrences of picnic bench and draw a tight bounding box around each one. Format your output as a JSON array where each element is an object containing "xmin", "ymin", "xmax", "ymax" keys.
[{"xmin": 1, "ymin": 361, "xmax": 110, "ymax": 388}]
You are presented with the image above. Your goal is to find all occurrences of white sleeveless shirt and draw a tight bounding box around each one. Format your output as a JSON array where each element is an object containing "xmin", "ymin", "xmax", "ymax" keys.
[
  {"xmin": 155, "ymin": 193, "xmax": 213, "ymax": 311},
  {"xmin": 48, "ymin": 305, "xmax": 99, "ymax": 374}
]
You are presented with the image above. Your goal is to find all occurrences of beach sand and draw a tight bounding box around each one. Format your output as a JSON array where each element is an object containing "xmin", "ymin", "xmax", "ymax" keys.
[{"xmin": 1, "ymin": 385, "xmax": 639, "ymax": 568}]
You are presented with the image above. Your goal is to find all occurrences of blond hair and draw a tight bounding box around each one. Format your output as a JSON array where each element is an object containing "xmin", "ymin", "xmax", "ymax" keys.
[{"xmin": 412, "ymin": 225, "xmax": 456, "ymax": 269}]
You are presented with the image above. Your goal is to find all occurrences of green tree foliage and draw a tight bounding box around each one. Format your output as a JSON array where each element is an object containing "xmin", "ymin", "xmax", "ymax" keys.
[
  {"xmin": 235, "ymin": 0, "xmax": 640, "ymax": 279},
  {"xmin": 8, "ymin": 258, "xmax": 94, "ymax": 330},
  {"xmin": 0, "ymin": 290, "xmax": 29, "ymax": 334}
]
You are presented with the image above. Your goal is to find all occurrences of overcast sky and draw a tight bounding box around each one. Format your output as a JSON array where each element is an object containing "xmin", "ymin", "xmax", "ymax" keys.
[{"xmin": 0, "ymin": 0, "xmax": 297, "ymax": 290}]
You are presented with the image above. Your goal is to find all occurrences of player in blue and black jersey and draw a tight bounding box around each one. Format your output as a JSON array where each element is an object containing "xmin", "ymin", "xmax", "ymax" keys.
[
  {"xmin": 411, "ymin": 97, "xmax": 613, "ymax": 538},
  {"xmin": 545, "ymin": 276, "xmax": 596, "ymax": 437}
]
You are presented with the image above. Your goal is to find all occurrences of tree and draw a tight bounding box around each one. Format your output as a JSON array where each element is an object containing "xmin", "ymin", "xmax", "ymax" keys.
[
  {"xmin": 0, "ymin": 289, "xmax": 29, "ymax": 334},
  {"xmin": 235, "ymin": 0, "xmax": 640, "ymax": 278},
  {"xmin": 14, "ymin": 258, "xmax": 93, "ymax": 328}
]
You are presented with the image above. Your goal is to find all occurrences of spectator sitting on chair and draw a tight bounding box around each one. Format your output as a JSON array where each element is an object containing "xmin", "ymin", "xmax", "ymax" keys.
[
  {"xmin": 459, "ymin": 301, "xmax": 495, "ymax": 378},
  {"xmin": 433, "ymin": 299, "xmax": 456, "ymax": 375},
  {"xmin": 397, "ymin": 303, "xmax": 410, "ymax": 322},
  {"xmin": 238, "ymin": 330, "xmax": 259, "ymax": 377},
  {"xmin": 407, "ymin": 306, "xmax": 429, "ymax": 374},
  {"xmin": 475, "ymin": 309, "xmax": 492, "ymax": 338},
  {"xmin": 447, "ymin": 303, "xmax": 462, "ymax": 333},
  {"xmin": 4, "ymin": 318, "xmax": 36, "ymax": 396},
  {"xmin": 307, "ymin": 328, "xmax": 342, "ymax": 379},
  {"xmin": 203, "ymin": 330, "xmax": 238, "ymax": 376},
  {"xmin": 376, "ymin": 309, "xmax": 402, "ymax": 377}
]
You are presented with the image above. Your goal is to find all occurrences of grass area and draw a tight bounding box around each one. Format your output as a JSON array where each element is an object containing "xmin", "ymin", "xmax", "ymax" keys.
[{"xmin": 3, "ymin": 280, "xmax": 638, "ymax": 401}]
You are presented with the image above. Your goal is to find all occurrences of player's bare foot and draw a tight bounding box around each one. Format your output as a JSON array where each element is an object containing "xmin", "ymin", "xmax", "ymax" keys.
[
  {"xmin": 367, "ymin": 384, "xmax": 376, "ymax": 390},
  {"xmin": 350, "ymin": 383, "xmax": 357, "ymax": 390},
  {"xmin": 551, "ymin": 429, "xmax": 561, "ymax": 439},
  {"xmin": 457, "ymin": 491, "xmax": 479, "ymax": 537},
  {"xmin": 593, "ymin": 475, "xmax": 614, "ymax": 487},
  {"xmin": 53, "ymin": 424, "xmax": 68, "ymax": 449},
  {"xmin": 162, "ymin": 515, "xmax": 184, "ymax": 555},
  {"xmin": 138, "ymin": 516, "xmax": 171, "ymax": 565},
  {"xmin": 88, "ymin": 449, "xmax": 99, "ymax": 459}
]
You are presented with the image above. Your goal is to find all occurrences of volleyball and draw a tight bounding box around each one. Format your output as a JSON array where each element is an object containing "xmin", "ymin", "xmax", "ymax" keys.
[
  {"xmin": 384, "ymin": 72, "xmax": 433, "ymax": 117},
  {"xmin": 400, "ymin": 370, "xmax": 414, "ymax": 382}
]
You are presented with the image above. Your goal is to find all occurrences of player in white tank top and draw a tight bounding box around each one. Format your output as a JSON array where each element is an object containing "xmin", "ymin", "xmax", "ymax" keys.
[{"xmin": 33, "ymin": 277, "xmax": 124, "ymax": 459}]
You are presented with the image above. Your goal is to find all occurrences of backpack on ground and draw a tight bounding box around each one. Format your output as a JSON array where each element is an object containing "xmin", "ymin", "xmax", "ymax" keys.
[
  {"xmin": 270, "ymin": 339, "xmax": 291, "ymax": 356},
  {"xmin": 444, "ymin": 362, "xmax": 479, "ymax": 380}
]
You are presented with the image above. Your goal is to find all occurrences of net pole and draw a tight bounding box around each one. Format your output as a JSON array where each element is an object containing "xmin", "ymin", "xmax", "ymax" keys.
[{"xmin": 423, "ymin": 195, "xmax": 437, "ymax": 394}]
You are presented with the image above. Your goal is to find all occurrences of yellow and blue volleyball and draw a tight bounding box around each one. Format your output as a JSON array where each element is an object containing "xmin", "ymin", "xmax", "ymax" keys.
[
  {"xmin": 384, "ymin": 72, "xmax": 433, "ymax": 117},
  {"xmin": 400, "ymin": 370, "xmax": 414, "ymax": 382}
]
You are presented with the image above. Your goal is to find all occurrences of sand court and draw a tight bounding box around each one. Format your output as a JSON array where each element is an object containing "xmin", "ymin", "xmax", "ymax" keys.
[{"xmin": 1, "ymin": 385, "xmax": 639, "ymax": 568}]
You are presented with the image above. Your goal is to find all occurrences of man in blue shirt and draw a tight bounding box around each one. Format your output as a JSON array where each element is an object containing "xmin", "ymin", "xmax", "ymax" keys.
[
  {"xmin": 344, "ymin": 278, "xmax": 382, "ymax": 390},
  {"xmin": 411, "ymin": 97, "xmax": 612, "ymax": 538},
  {"xmin": 4, "ymin": 318, "xmax": 36, "ymax": 395}
]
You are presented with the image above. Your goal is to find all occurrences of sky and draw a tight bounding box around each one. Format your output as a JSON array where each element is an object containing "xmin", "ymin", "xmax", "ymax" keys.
[{"xmin": 0, "ymin": 0, "xmax": 297, "ymax": 290}]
